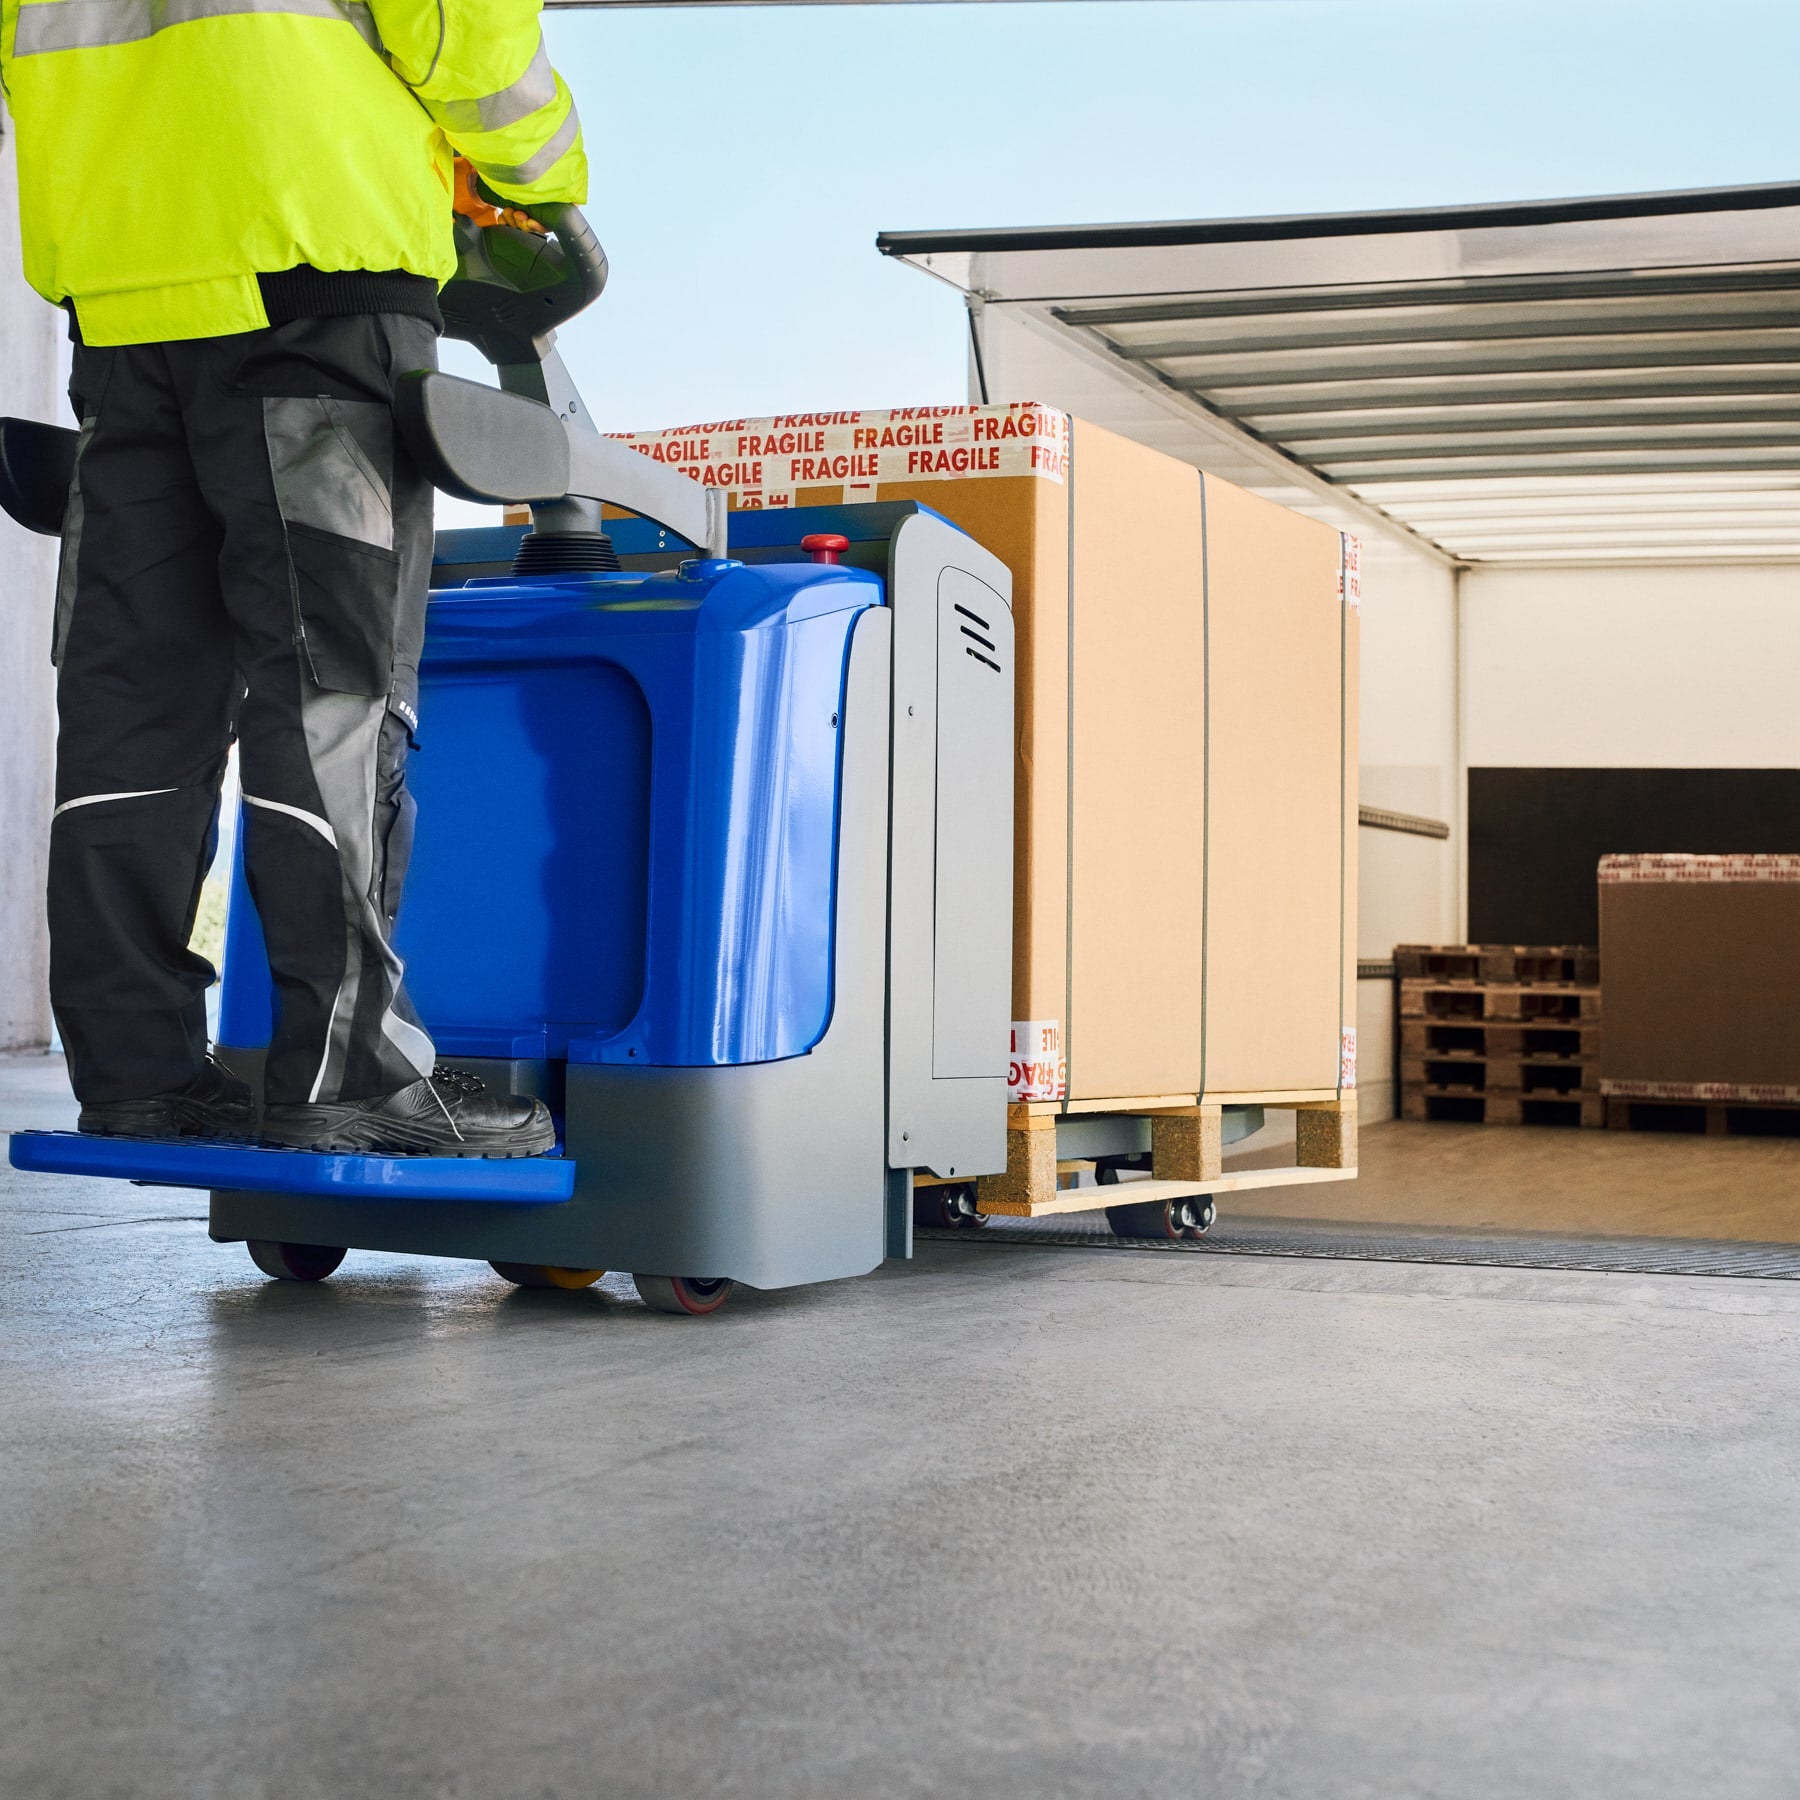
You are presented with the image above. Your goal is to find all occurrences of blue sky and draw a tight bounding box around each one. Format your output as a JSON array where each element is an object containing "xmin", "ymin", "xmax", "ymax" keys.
[{"xmin": 465, "ymin": 0, "xmax": 1800, "ymax": 439}]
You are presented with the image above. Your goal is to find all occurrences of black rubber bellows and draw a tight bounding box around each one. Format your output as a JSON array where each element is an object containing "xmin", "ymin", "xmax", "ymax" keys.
[{"xmin": 511, "ymin": 530, "xmax": 622, "ymax": 576}]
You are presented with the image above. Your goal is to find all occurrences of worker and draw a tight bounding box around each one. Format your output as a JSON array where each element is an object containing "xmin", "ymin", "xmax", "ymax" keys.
[{"xmin": 1, "ymin": 0, "xmax": 583, "ymax": 1156}]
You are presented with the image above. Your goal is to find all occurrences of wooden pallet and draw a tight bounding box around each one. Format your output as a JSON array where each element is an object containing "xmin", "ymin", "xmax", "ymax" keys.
[
  {"xmin": 1605, "ymin": 1098, "xmax": 1800, "ymax": 1138},
  {"xmin": 1401, "ymin": 1018, "xmax": 1602, "ymax": 1060},
  {"xmin": 974, "ymin": 1093, "xmax": 1357, "ymax": 1218},
  {"xmin": 1401, "ymin": 1086, "xmax": 1605, "ymax": 1128},
  {"xmin": 1394, "ymin": 944, "xmax": 1600, "ymax": 985},
  {"xmin": 1401, "ymin": 1051, "xmax": 1597, "ymax": 1096},
  {"xmin": 1400, "ymin": 980, "xmax": 1603, "ymax": 1025}
]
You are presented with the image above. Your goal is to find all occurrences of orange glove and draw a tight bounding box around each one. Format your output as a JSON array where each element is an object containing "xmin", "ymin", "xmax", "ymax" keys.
[{"xmin": 452, "ymin": 156, "xmax": 547, "ymax": 235}]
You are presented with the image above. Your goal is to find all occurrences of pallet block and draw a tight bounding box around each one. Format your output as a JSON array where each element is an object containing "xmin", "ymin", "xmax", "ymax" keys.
[
  {"xmin": 1296, "ymin": 1092, "xmax": 1357, "ymax": 1168},
  {"xmin": 975, "ymin": 1108, "xmax": 1059, "ymax": 1212},
  {"xmin": 1151, "ymin": 1105, "xmax": 1223, "ymax": 1183}
]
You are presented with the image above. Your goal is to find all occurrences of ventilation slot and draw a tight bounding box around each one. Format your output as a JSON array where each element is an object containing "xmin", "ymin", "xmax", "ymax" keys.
[
  {"xmin": 965, "ymin": 646, "xmax": 1002, "ymax": 674},
  {"xmin": 954, "ymin": 601, "xmax": 990, "ymax": 629},
  {"xmin": 960, "ymin": 623, "xmax": 996, "ymax": 652}
]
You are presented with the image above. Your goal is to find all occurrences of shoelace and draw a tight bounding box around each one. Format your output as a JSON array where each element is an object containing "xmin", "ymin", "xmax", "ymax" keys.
[
  {"xmin": 430, "ymin": 1066, "xmax": 488, "ymax": 1098},
  {"xmin": 421, "ymin": 1065, "xmax": 486, "ymax": 1143}
]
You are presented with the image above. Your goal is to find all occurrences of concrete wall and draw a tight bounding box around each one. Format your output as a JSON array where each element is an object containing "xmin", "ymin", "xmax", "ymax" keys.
[
  {"xmin": 1462, "ymin": 563, "xmax": 1800, "ymax": 768},
  {"xmin": 0, "ymin": 115, "xmax": 65, "ymax": 1049}
]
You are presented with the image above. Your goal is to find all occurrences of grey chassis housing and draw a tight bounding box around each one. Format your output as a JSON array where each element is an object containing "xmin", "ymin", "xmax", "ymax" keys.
[{"xmin": 211, "ymin": 512, "xmax": 1016, "ymax": 1290}]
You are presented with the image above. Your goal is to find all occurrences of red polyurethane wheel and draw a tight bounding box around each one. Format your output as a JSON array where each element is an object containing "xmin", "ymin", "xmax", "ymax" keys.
[{"xmin": 633, "ymin": 1274, "xmax": 736, "ymax": 1316}]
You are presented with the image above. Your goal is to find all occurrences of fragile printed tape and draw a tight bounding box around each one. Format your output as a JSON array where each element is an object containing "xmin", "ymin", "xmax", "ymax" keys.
[
  {"xmin": 1601, "ymin": 1078, "xmax": 1800, "ymax": 1103},
  {"xmin": 1009, "ymin": 1019, "xmax": 1066, "ymax": 1103},
  {"xmin": 610, "ymin": 402, "xmax": 1071, "ymax": 510},
  {"xmin": 1599, "ymin": 854, "xmax": 1800, "ymax": 884},
  {"xmin": 1339, "ymin": 534, "xmax": 1362, "ymax": 614},
  {"xmin": 1339, "ymin": 1026, "xmax": 1357, "ymax": 1090}
]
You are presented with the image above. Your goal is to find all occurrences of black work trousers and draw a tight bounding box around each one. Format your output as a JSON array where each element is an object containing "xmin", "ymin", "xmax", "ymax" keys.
[{"xmin": 50, "ymin": 314, "xmax": 440, "ymax": 1106}]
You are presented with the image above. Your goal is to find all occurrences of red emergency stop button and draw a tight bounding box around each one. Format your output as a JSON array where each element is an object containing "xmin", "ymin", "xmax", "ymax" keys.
[{"xmin": 801, "ymin": 533, "xmax": 849, "ymax": 565}]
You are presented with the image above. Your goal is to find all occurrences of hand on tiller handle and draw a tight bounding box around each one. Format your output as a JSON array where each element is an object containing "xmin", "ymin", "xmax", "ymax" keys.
[{"xmin": 452, "ymin": 156, "xmax": 547, "ymax": 235}]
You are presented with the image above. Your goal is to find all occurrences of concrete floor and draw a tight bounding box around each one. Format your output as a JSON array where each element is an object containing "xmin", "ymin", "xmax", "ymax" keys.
[{"xmin": 6, "ymin": 1047, "xmax": 1800, "ymax": 1799}]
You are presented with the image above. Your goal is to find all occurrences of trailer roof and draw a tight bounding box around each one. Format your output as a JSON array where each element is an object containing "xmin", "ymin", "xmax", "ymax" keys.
[{"xmin": 879, "ymin": 182, "xmax": 1800, "ymax": 566}]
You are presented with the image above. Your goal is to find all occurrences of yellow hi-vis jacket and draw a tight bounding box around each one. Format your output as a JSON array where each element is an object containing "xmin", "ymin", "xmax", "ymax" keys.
[{"xmin": 0, "ymin": 0, "xmax": 587, "ymax": 345}]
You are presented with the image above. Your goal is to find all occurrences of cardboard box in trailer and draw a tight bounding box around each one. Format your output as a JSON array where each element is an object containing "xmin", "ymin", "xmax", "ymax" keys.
[
  {"xmin": 611, "ymin": 403, "xmax": 1359, "ymax": 1215},
  {"xmin": 1600, "ymin": 854, "xmax": 1800, "ymax": 1116}
]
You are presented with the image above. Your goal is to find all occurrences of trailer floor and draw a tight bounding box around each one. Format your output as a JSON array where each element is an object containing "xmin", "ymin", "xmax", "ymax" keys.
[
  {"xmin": 1224, "ymin": 1109, "xmax": 1800, "ymax": 1243},
  {"xmin": 5, "ymin": 1048, "xmax": 1799, "ymax": 1800}
]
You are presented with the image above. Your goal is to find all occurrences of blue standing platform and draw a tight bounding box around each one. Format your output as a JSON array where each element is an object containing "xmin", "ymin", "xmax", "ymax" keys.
[{"xmin": 8, "ymin": 1131, "xmax": 576, "ymax": 1204}]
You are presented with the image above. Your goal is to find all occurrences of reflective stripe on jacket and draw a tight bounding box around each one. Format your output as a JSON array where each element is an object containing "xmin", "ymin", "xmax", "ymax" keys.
[{"xmin": 0, "ymin": 0, "xmax": 587, "ymax": 344}]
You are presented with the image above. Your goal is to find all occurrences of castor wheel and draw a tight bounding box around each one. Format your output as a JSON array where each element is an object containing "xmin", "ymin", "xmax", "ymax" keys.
[
  {"xmin": 489, "ymin": 1262, "xmax": 606, "ymax": 1290},
  {"xmin": 1105, "ymin": 1196, "xmax": 1216, "ymax": 1242},
  {"xmin": 633, "ymin": 1274, "xmax": 736, "ymax": 1316},
  {"xmin": 1095, "ymin": 1154, "xmax": 1151, "ymax": 1185},
  {"xmin": 913, "ymin": 1181, "xmax": 987, "ymax": 1229},
  {"xmin": 247, "ymin": 1240, "xmax": 346, "ymax": 1282}
]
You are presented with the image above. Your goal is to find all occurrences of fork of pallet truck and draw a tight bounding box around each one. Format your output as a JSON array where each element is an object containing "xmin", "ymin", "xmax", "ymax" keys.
[{"xmin": 3, "ymin": 202, "xmax": 1017, "ymax": 1315}]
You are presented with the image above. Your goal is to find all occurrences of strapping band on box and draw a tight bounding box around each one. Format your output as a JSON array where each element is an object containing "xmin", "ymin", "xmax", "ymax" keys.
[
  {"xmin": 610, "ymin": 403, "xmax": 1071, "ymax": 509},
  {"xmin": 1601, "ymin": 1078, "xmax": 1800, "ymax": 1103},
  {"xmin": 1599, "ymin": 854, "xmax": 1800, "ymax": 884}
]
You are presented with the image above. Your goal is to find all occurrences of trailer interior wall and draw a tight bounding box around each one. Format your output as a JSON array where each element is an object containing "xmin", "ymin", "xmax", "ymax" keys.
[
  {"xmin": 1463, "ymin": 563, "xmax": 1800, "ymax": 768},
  {"xmin": 976, "ymin": 304, "xmax": 1457, "ymax": 1121},
  {"xmin": 0, "ymin": 116, "xmax": 64, "ymax": 1050},
  {"xmin": 1356, "ymin": 533, "xmax": 1459, "ymax": 1120}
]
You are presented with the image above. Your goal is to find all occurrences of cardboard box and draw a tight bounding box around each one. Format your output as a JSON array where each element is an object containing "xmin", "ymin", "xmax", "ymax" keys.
[
  {"xmin": 1599, "ymin": 854, "xmax": 1800, "ymax": 1101},
  {"xmin": 612, "ymin": 403, "xmax": 1357, "ymax": 1106}
]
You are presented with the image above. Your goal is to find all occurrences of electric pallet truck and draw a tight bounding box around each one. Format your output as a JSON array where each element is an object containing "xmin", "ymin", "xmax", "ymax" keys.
[{"xmin": 3, "ymin": 197, "xmax": 1018, "ymax": 1314}]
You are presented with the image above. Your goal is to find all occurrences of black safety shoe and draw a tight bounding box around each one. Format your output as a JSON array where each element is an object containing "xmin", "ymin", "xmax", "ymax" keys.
[
  {"xmin": 261, "ymin": 1066, "xmax": 557, "ymax": 1159},
  {"xmin": 77, "ymin": 1055, "xmax": 256, "ymax": 1142}
]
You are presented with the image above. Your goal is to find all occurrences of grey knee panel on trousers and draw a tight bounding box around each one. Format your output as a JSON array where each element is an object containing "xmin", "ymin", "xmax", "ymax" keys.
[{"xmin": 259, "ymin": 388, "xmax": 434, "ymax": 1102}]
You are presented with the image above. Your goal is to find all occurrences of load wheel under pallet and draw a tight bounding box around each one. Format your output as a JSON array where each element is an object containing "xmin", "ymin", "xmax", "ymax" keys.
[
  {"xmin": 1096, "ymin": 1161, "xmax": 1216, "ymax": 1241},
  {"xmin": 1103, "ymin": 1195, "xmax": 1216, "ymax": 1241},
  {"xmin": 913, "ymin": 1180, "xmax": 987, "ymax": 1230}
]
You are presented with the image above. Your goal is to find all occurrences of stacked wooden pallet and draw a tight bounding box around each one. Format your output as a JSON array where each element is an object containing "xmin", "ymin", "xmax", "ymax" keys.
[{"xmin": 1397, "ymin": 944, "xmax": 1603, "ymax": 1128}]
